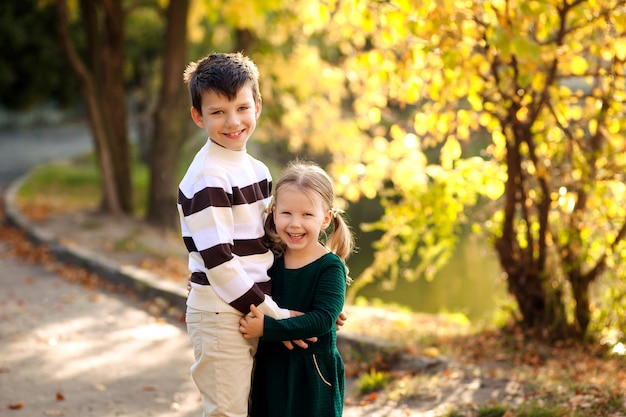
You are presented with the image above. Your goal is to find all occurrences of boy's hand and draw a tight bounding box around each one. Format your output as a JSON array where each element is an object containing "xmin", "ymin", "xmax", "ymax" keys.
[
  {"xmin": 336, "ymin": 309, "xmax": 348, "ymax": 331},
  {"xmin": 239, "ymin": 304, "xmax": 265, "ymax": 338},
  {"xmin": 289, "ymin": 309, "xmax": 304, "ymax": 318},
  {"xmin": 187, "ymin": 277, "xmax": 192, "ymax": 295},
  {"xmin": 283, "ymin": 339, "xmax": 308, "ymax": 350}
]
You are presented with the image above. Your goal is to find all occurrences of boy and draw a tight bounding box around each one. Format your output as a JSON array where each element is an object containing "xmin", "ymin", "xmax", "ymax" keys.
[{"xmin": 178, "ymin": 52, "xmax": 290, "ymax": 417}]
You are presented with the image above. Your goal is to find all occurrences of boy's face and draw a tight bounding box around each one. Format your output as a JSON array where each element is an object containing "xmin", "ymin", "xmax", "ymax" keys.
[{"xmin": 190, "ymin": 84, "xmax": 262, "ymax": 151}]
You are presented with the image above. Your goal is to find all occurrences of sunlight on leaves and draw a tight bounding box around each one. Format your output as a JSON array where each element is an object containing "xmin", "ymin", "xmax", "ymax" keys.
[
  {"xmin": 569, "ymin": 55, "xmax": 589, "ymax": 76},
  {"xmin": 201, "ymin": 0, "xmax": 626, "ymax": 338}
]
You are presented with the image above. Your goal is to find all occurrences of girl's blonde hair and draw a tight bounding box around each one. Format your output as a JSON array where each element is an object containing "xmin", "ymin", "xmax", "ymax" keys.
[{"xmin": 265, "ymin": 160, "xmax": 355, "ymax": 273}]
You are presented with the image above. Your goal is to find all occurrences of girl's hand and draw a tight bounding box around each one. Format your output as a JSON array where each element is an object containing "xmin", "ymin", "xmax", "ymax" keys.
[{"xmin": 239, "ymin": 304, "xmax": 265, "ymax": 338}]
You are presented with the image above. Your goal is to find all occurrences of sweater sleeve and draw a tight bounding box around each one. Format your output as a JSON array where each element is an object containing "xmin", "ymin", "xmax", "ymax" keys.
[
  {"xmin": 261, "ymin": 259, "xmax": 346, "ymax": 341},
  {"xmin": 257, "ymin": 295, "xmax": 291, "ymax": 319}
]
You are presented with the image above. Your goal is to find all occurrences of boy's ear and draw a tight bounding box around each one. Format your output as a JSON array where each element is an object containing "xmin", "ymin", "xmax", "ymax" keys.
[
  {"xmin": 255, "ymin": 97, "xmax": 262, "ymax": 120},
  {"xmin": 190, "ymin": 107, "xmax": 205, "ymax": 128}
]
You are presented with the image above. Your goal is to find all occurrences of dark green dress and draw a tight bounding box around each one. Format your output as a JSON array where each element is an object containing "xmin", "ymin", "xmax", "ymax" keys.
[{"xmin": 250, "ymin": 253, "xmax": 346, "ymax": 417}]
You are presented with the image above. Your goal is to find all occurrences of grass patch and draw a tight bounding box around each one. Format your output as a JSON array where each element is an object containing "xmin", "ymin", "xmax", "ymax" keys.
[
  {"xmin": 357, "ymin": 369, "xmax": 391, "ymax": 394},
  {"xmin": 17, "ymin": 153, "xmax": 149, "ymax": 216},
  {"xmin": 18, "ymin": 159, "xmax": 101, "ymax": 211}
]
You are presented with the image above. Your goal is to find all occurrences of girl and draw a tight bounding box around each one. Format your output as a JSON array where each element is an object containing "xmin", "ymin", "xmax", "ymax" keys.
[{"xmin": 239, "ymin": 160, "xmax": 355, "ymax": 417}]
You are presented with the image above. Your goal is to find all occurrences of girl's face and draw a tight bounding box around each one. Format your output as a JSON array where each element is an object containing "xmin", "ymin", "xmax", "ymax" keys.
[
  {"xmin": 190, "ymin": 84, "xmax": 262, "ymax": 152},
  {"xmin": 273, "ymin": 186, "xmax": 332, "ymax": 255}
]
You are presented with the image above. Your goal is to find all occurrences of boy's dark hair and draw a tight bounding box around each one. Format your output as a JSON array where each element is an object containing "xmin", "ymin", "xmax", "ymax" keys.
[{"xmin": 183, "ymin": 52, "xmax": 261, "ymax": 113}]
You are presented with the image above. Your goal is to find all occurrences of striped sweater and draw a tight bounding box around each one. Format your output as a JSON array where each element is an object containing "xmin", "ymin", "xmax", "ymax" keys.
[{"xmin": 177, "ymin": 139, "xmax": 289, "ymax": 319}]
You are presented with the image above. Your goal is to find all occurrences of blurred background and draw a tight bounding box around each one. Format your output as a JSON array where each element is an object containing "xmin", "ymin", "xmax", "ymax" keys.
[{"xmin": 2, "ymin": 0, "xmax": 626, "ymax": 342}]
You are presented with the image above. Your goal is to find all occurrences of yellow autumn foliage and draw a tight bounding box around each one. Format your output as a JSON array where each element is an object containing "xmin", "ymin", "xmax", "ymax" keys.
[{"xmin": 197, "ymin": 0, "xmax": 626, "ymax": 335}]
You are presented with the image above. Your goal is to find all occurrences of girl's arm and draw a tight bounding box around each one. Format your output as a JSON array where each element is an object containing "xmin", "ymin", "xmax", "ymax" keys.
[
  {"xmin": 240, "ymin": 306, "xmax": 347, "ymax": 340},
  {"xmin": 240, "ymin": 260, "xmax": 346, "ymax": 341}
]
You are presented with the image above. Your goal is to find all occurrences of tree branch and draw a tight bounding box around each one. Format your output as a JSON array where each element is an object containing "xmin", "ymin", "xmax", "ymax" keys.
[{"xmin": 55, "ymin": 0, "xmax": 91, "ymax": 85}]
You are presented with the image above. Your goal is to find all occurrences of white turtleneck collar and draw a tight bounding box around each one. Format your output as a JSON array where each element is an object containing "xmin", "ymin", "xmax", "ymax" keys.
[{"xmin": 206, "ymin": 138, "xmax": 247, "ymax": 164}]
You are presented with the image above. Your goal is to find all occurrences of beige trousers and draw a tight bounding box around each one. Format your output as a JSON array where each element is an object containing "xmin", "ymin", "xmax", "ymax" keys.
[{"xmin": 186, "ymin": 307, "xmax": 258, "ymax": 417}]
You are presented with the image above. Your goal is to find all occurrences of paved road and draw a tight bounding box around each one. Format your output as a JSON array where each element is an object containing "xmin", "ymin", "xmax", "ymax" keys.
[
  {"xmin": 0, "ymin": 238, "xmax": 202, "ymax": 416},
  {"xmin": 0, "ymin": 123, "xmax": 93, "ymax": 190},
  {"xmin": 0, "ymin": 124, "xmax": 202, "ymax": 416}
]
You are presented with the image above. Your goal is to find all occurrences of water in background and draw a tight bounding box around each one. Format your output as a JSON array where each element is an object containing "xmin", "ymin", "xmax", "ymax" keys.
[{"xmin": 345, "ymin": 198, "xmax": 506, "ymax": 323}]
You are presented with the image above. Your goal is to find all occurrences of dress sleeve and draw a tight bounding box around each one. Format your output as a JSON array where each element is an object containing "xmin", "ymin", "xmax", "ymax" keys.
[{"xmin": 261, "ymin": 258, "xmax": 346, "ymax": 341}]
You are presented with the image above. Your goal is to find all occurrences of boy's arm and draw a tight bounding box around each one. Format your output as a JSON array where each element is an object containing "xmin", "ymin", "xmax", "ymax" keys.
[
  {"xmin": 185, "ymin": 276, "xmax": 289, "ymax": 319},
  {"xmin": 256, "ymin": 294, "xmax": 291, "ymax": 319},
  {"xmin": 179, "ymin": 173, "xmax": 289, "ymax": 320}
]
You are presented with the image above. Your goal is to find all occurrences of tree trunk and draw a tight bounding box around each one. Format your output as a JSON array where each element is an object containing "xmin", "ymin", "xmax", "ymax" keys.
[
  {"xmin": 570, "ymin": 272, "xmax": 591, "ymax": 337},
  {"xmin": 145, "ymin": 0, "xmax": 190, "ymax": 229},
  {"xmin": 99, "ymin": 0, "xmax": 132, "ymax": 213},
  {"xmin": 56, "ymin": 0, "xmax": 132, "ymax": 215},
  {"xmin": 495, "ymin": 118, "xmax": 571, "ymax": 339},
  {"xmin": 496, "ymin": 238, "xmax": 545, "ymax": 324},
  {"xmin": 497, "ymin": 238, "xmax": 574, "ymax": 339}
]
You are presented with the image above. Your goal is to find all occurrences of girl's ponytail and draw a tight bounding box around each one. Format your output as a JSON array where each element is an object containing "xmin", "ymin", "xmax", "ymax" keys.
[{"xmin": 325, "ymin": 209, "xmax": 356, "ymax": 284}]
